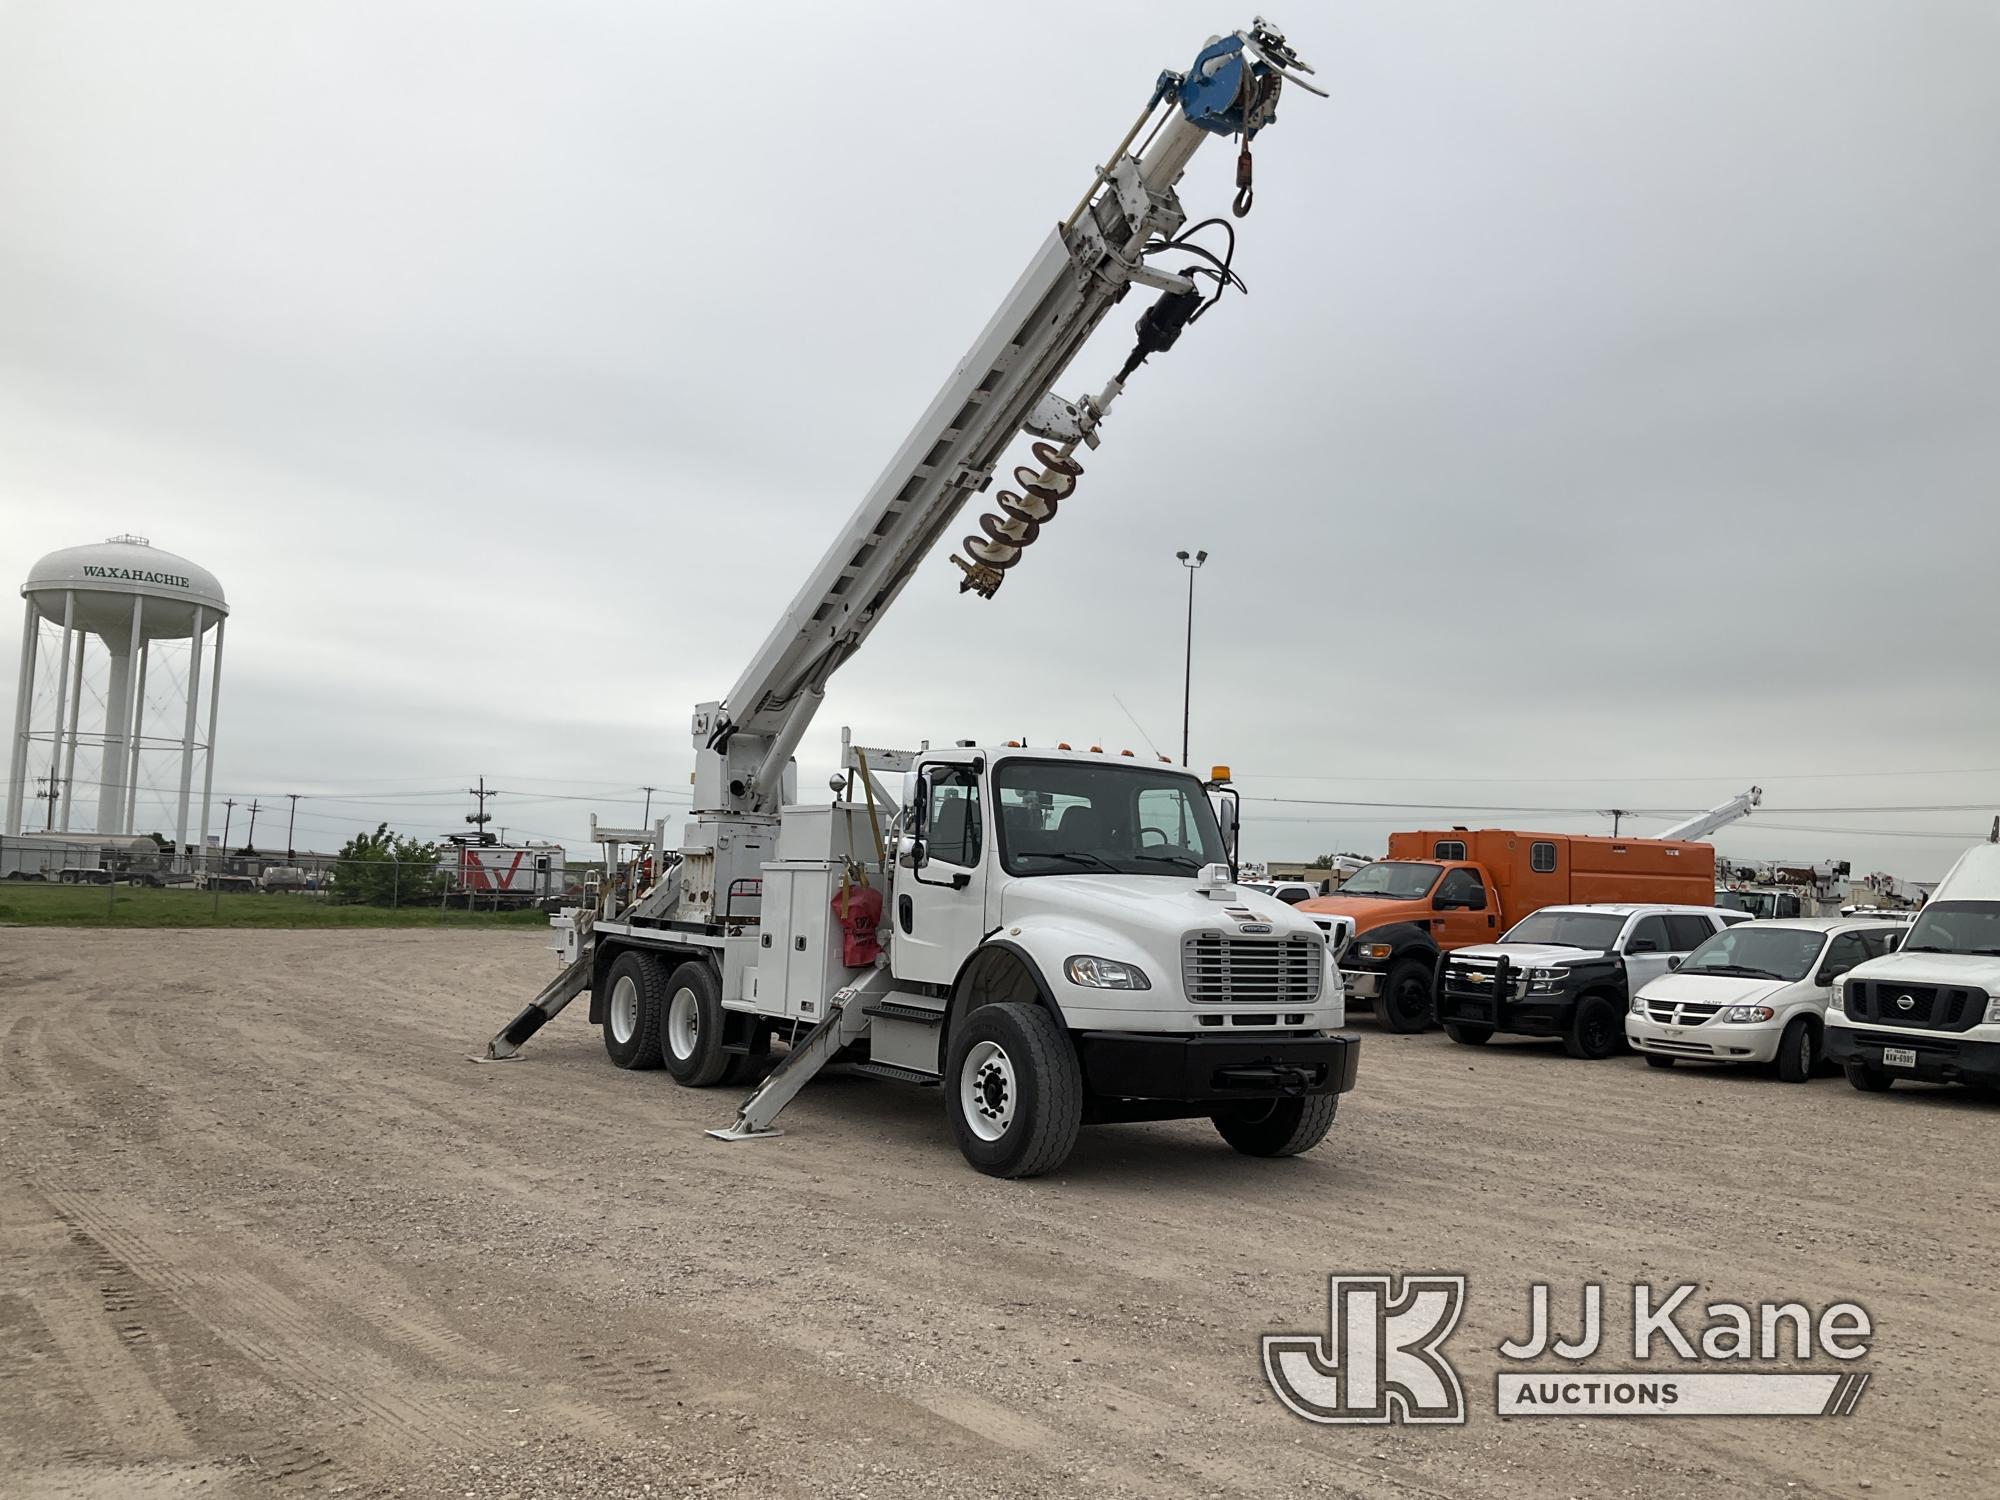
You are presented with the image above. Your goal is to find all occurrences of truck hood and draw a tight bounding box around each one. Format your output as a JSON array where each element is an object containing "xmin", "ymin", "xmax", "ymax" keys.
[
  {"xmin": 1633, "ymin": 973, "xmax": 1791, "ymax": 1007},
  {"xmin": 1451, "ymin": 942, "xmax": 1607, "ymax": 968},
  {"xmin": 1845, "ymin": 951, "xmax": 2000, "ymax": 990},
  {"xmin": 999, "ymin": 874, "xmax": 1321, "ymax": 941},
  {"xmin": 1299, "ymin": 894, "xmax": 1432, "ymax": 933}
]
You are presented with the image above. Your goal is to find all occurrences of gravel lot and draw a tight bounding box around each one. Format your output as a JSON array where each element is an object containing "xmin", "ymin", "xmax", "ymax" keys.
[{"xmin": 2, "ymin": 928, "xmax": 1994, "ymax": 1498}]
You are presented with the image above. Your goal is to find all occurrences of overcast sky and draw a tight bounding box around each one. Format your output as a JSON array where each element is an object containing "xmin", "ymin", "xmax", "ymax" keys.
[{"xmin": 3, "ymin": 1, "xmax": 1996, "ymax": 878}]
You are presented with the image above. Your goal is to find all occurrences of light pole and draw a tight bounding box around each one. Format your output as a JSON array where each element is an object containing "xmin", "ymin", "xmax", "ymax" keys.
[
  {"xmin": 1175, "ymin": 549, "xmax": 1207, "ymax": 766},
  {"xmin": 285, "ymin": 792, "xmax": 300, "ymax": 859}
]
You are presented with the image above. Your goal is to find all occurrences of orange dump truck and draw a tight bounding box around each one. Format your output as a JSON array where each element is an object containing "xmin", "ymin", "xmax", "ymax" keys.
[{"xmin": 1297, "ymin": 829, "xmax": 1717, "ymax": 1032}]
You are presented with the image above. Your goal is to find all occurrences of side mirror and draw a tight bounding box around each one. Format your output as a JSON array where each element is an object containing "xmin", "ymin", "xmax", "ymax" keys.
[
  {"xmin": 1215, "ymin": 798, "xmax": 1239, "ymax": 845},
  {"xmin": 1816, "ymin": 967, "xmax": 1840, "ymax": 986},
  {"xmin": 1667, "ymin": 955, "xmax": 1682, "ymax": 970},
  {"xmin": 897, "ymin": 835, "xmax": 927, "ymax": 870}
]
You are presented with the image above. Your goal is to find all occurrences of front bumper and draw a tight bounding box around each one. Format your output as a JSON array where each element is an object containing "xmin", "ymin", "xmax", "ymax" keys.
[
  {"xmin": 1338, "ymin": 967, "xmax": 1383, "ymax": 1001},
  {"xmin": 1074, "ymin": 1030, "xmax": 1361, "ymax": 1103},
  {"xmin": 1435, "ymin": 973, "xmax": 1576, "ymax": 1037},
  {"xmin": 1825, "ymin": 1024, "xmax": 2000, "ymax": 1087},
  {"xmin": 1625, "ymin": 1014, "xmax": 1783, "ymax": 1064}
]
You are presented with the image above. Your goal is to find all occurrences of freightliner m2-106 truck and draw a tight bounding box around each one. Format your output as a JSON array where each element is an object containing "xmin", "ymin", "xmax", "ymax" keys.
[
  {"xmin": 1298, "ymin": 789, "xmax": 1763, "ymax": 1032},
  {"xmin": 488, "ymin": 22, "xmax": 1361, "ymax": 1178}
]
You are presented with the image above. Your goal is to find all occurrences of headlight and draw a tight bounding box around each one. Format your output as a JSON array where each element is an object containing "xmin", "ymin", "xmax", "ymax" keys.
[
  {"xmin": 1353, "ymin": 941, "xmax": 1393, "ymax": 963},
  {"xmin": 1984, "ymin": 995, "xmax": 2000, "ymax": 1025},
  {"xmin": 1063, "ymin": 955, "xmax": 1150, "ymax": 990},
  {"xmin": 1830, "ymin": 980, "xmax": 1848, "ymax": 1017},
  {"xmin": 1722, "ymin": 1005, "xmax": 1776, "ymax": 1024},
  {"xmin": 1526, "ymin": 966, "xmax": 1564, "ymax": 993},
  {"xmin": 1630, "ymin": 993, "xmax": 1647, "ymax": 1015}
]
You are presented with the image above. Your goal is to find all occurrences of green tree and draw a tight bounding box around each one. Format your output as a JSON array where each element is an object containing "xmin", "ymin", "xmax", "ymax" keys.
[
  {"xmin": 331, "ymin": 823, "xmax": 444, "ymax": 906},
  {"xmin": 1309, "ymin": 853, "xmax": 1335, "ymax": 869}
]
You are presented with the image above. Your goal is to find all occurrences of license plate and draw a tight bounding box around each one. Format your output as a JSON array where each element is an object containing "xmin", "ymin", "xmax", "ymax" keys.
[{"xmin": 1882, "ymin": 1046, "xmax": 1917, "ymax": 1069}]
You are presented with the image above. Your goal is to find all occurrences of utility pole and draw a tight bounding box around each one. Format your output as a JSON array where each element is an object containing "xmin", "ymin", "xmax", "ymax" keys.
[
  {"xmin": 1175, "ymin": 549, "xmax": 1208, "ymax": 766},
  {"xmin": 641, "ymin": 785, "xmax": 657, "ymax": 824},
  {"xmin": 285, "ymin": 792, "xmax": 300, "ymax": 859},
  {"xmin": 245, "ymin": 798, "xmax": 262, "ymax": 852},
  {"xmin": 466, "ymin": 776, "xmax": 494, "ymax": 844},
  {"xmin": 221, "ymin": 797, "xmax": 236, "ymax": 852},
  {"xmin": 36, "ymin": 774, "xmax": 63, "ymax": 831}
]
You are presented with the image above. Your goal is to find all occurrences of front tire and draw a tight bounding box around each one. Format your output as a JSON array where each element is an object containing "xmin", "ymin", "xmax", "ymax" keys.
[
  {"xmin": 1378, "ymin": 958, "xmax": 1436, "ymax": 1033},
  {"xmin": 1845, "ymin": 1059, "xmax": 1893, "ymax": 1092},
  {"xmin": 660, "ymin": 960, "xmax": 731, "ymax": 1086},
  {"xmin": 1212, "ymin": 1094, "xmax": 1338, "ymax": 1157},
  {"xmin": 599, "ymin": 951, "xmax": 666, "ymax": 1070},
  {"xmin": 1775, "ymin": 1016, "xmax": 1817, "ymax": 1083},
  {"xmin": 1562, "ymin": 994, "xmax": 1624, "ymax": 1060},
  {"xmin": 945, "ymin": 1003, "xmax": 1082, "ymax": 1179},
  {"xmin": 1442, "ymin": 1022, "xmax": 1492, "ymax": 1046}
]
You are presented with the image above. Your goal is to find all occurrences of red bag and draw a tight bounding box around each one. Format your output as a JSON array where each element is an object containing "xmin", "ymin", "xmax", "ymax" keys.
[{"xmin": 832, "ymin": 883, "xmax": 884, "ymax": 967}]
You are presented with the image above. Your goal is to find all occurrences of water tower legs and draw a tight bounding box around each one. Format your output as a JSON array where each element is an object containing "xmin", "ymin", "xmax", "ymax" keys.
[
  {"xmin": 124, "ymin": 644, "xmax": 149, "ymax": 836},
  {"xmin": 172, "ymin": 606, "xmax": 206, "ymax": 873},
  {"xmin": 54, "ymin": 596, "xmax": 82, "ymax": 833},
  {"xmin": 5, "ymin": 596, "xmax": 38, "ymax": 836},
  {"xmin": 196, "ymin": 618, "xmax": 224, "ymax": 870},
  {"xmin": 96, "ymin": 595, "xmax": 145, "ymax": 836}
]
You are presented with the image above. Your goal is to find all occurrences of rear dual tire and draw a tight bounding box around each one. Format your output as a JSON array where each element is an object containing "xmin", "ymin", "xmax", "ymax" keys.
[{"xmin": 600, "ymin": 953, "xmax": 736, "ymax": 1083}]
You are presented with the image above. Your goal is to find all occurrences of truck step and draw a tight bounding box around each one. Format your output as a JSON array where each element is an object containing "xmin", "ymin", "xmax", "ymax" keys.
[
  {"xmin": 861, "ymin": 1000, "xmax": 946, "ymax": 1026},
  {"xmin": 844, "ymin": 1059, "xmax": 940, "ymax": 1087}
]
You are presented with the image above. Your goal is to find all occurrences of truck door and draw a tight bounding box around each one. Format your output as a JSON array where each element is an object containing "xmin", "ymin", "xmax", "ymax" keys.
[
  {"xmin": 1432, "ymin": 866, "xmax": 1496, "ymax": 949},
  {"xmin": 891, "ymin": 760, "xmax": 990, "ymax": 986}
]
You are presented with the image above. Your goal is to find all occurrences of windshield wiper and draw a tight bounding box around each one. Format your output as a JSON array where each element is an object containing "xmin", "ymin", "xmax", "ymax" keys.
[
  {"xmin": 1028, "ymin": 850, "xmax": 1121, "ymax": 873},
  {"xmin": 1131, "ymin": 852, "xmax": 1202, "ymax": 871},
  {"xmin": 1694, "ymin": 964, "xmax": 1783, "ymax": 979}
]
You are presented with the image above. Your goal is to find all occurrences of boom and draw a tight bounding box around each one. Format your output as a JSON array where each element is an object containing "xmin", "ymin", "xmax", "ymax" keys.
[
  {"xmin": 693, "ymin": 20, "xmax": 1322, "ymax": 820},
  {"xmin": 1654, "ymin": 785, "xmax": 1763, "ymax": 842}
]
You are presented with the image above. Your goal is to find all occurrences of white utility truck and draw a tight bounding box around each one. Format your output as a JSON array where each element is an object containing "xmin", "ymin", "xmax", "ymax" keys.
[{"xmin": 488, "ymin": 20, "xmax": 1360, "ymax": 1177}]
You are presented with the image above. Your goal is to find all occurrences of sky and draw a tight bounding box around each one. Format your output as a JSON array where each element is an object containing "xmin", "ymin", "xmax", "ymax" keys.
[{"xmin": 2, "ymin": 1, "xmax": 1996, "ymax": 878}]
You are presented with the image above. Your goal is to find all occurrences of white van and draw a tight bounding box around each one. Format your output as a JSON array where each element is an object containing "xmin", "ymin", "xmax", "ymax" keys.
[
  {"xmin": 1825, "ymin": 840, "xmax": 2000, "ymax": 1093},
  {"xmin": 1626, "ymin": 918, "xmax": 1907, "ymax": 1081}
]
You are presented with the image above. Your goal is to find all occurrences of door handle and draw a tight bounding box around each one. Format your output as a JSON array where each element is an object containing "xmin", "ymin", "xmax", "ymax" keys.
[{"xmin": 898, "ymin": 893, "xmax": 914, "ymax": 935}]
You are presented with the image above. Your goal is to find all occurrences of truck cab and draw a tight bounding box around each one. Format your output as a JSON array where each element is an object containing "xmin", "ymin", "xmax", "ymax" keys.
[{"xmin": 1825, "ymin": 840, "xmax": 2000, "ymax": 1093}]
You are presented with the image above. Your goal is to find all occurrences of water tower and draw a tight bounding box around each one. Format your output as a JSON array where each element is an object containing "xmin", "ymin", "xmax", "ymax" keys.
[{"xmin": 6, "ymin": 536, "xmax": 229, "ymax": 868}]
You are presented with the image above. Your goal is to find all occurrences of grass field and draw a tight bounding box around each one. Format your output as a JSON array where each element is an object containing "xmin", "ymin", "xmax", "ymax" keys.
[{"xmin": 0, "ymin": 882, "xmax": 549, "ymax": 929}]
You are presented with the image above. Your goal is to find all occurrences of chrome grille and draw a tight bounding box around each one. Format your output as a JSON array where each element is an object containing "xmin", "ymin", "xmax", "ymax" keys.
[
  {"xmin": 1642, "ymin": 999, "xmax": 1725, "ymax": 1025},
  {"xmin": 1309, "ymin": 914, "xmax": 1356, "ymax": 960},
  {"xmin": 1182, "ymin": 933, "xmax": 1324, "ymax": 1006}
]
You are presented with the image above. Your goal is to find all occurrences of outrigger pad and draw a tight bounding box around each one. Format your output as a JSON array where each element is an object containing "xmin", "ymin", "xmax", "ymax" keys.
[{"xmin": 703, "ymin": 1122, "xmax": 785, "ymax": 1143}]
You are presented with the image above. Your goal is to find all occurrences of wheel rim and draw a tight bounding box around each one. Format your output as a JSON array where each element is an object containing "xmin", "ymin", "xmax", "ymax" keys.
[
  {"xmin": 1798, "ymin": 1027, "xmax": 1812, "ymax": 1073},
  {"xmin": 609, "ymin": 975, "xmax": 639, "ymax": 1044},
  {"xmin": 960, "ymin": 1040, "xmax": 1016, "ymax": 1142},
  {"xmin": 1583, "ymin": 1012, "xmax": 1610, "ymax": 1054},
  {"xmin": 667, "ymin": 986, "xmax": 700, "ymax": 1061}
]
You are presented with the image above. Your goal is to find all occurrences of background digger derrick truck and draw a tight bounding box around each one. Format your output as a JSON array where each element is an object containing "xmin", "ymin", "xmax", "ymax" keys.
[
  {"xmin": 487, "ymin": 21, "xmax": 1361, "ymax": 1179},
  {"xmin": 1298, "ymin": 788, "xmax": 1764, "ymax": 1032}
]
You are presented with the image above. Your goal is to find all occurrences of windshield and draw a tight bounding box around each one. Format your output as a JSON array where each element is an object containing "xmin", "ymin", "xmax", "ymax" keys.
[
  {"xmin": 1336, "ymin": 862, "xmax": 1442, "ymax": 900},
  {"xmin": 1719, "ymin": 891, "xmax": 1777, "ymax": 919},
  {"xmin": 994, "ymin": 759, "xmax": 1227, "ymax": 878},
  {"xmin": 1680, "ymin": 925, "xmax": 1825, "ymax": 981},
  {"xmin": 1902, "ymin": 900, "xmax": 2000, "ymax": 956},
  {"xmin": 1498, "ymin": 910, "xmax": 1625, "ymax": 950}
]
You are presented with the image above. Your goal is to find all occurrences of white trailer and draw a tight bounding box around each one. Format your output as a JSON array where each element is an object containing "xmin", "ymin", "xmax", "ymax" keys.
[
  {"xmin": 1, "ymin": 831, "xmax": 165, "ymax": 885},
  {"xmin": 489, "ymin": 21, "xmax": 1359, "ymax": 1178},
  {"xmin": 440, "ymin": 840, "xmax": 566, "ymax": 905}
]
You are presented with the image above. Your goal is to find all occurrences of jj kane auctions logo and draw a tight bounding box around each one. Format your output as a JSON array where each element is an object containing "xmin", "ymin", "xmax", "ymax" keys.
[{"xmin": 1264, "ymin": 1276, "xmax": 1872, "ymax": 1424}]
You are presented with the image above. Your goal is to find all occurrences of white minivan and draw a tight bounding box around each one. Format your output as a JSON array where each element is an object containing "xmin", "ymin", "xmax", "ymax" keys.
[{"xmin": 1626, "ymin": 918, "xmax": 1908, "ymax": 1081}]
